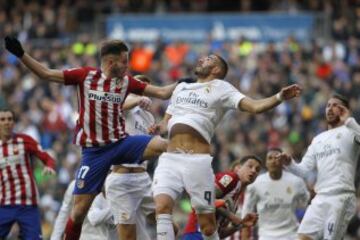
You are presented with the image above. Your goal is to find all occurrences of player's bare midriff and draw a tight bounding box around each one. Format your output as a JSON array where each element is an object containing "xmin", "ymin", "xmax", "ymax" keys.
[{"xmin": 168, "ymin": 123, "xmax": 211, "ymax": 154}]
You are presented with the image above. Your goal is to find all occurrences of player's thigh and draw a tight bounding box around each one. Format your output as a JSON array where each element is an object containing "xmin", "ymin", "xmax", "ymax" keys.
[
  {"xmin": 153, "ymin": 153, "xmax": 184, "ymax": 208},
  {"xmin": 16, "ymin": 206, "xmax": 42, "ymax": 240},
  {"xmin": 0, "ymin": 207, "xmax": 16, "ymax": 238},
  {"xmin": 297, "ymin": 195, "xmax": 327, "ymax": 240},
  {"xmin": 323, "ymin": 193, "xmax": 356, "ymax": 240},
  {"xmin": 142, "ymin": 135, "xmax": 167, "ymax": 160},
  {"xmin": 183, "ymin": 155, "xmax": 215, "ymax": 213},
  {"xmin": 298, "ymin": 234, "xmax": 313, "ymax": 240},
  {"xmin": 105, "ymin": 174, "xmax": 143, "ymax": 224}
]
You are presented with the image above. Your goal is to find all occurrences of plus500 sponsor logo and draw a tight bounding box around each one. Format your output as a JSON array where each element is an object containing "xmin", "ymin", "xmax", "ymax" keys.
[{"xmin": 88, "ymin": 90, "xmax": 123, "ymax": 103}]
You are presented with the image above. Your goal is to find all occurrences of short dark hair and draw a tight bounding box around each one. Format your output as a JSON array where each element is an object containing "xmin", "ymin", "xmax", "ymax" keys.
[
  {"xmin": 214, "ymin": 54, "xmax": 228, "ymax": 79},
  {"xmin": 230, "ymin": 155, "xmax": 262, "ymax": 170},
  {"xmin": 100, "ymin": 40, "xmax": 129, "ymax": 58},
  {"xmin": 332, "ymin": 93, "xmax": 350, "ymax": 109},
  {"xmin": 0, "ymin": 108, "xmax": 15, "ymax": 119}
]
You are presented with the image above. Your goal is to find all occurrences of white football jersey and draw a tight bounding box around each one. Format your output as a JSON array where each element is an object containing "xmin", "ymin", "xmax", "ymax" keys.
[
  {"xmin": 287, "ymin": 117, "xmax": 360, "ymax": 194},
  {"xmin": 166, "ymin": 80, "xmax": 245, "ymax": 143},
  {"xmin": 121, "ymin": 106, "xmax": 155, "ymax": 168},
  {"xmin": 242, "ymin": 171, "xmax": 309, "ymax": 238}
]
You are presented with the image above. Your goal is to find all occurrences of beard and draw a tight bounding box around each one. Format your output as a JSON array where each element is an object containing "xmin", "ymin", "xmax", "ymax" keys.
[
  {"xmin": 326, "ymin": 114, "xmax": 341, "ymax": 126},
  {"xmin": 194, "ymin": 65, "xmax": 211, "ymax": 78}
]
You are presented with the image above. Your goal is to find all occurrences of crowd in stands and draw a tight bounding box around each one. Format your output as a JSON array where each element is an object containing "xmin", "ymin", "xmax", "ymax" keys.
[{"xmin": 2, "ymin": 0, "xmax": 360, "ymax": 239}]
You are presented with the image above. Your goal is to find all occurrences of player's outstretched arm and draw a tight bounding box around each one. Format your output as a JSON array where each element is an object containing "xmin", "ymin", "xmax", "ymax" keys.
[
  {"xmin": 239, "ymin": 84, "xmax": 302, "ymax": 114},
  {"xmin": 143, "ymin": 82, "xmax": 177, "ymax": 100},
  {"xmin": 4, "ymin": 36, "xmax": 64, "ymax": 83}
]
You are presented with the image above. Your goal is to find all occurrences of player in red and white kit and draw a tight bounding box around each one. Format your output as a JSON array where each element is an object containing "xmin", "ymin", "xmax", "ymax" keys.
[
  {"xmin": 182, "ymin": 155, "xmax": 262, "ymax": 240},
  {"xmin": 0, "ymin": 109, "xmax": 56, "ymax": 240},
  {"xmin": 4, "ymin": 36, "xmax": 178, "ymax": 240}
]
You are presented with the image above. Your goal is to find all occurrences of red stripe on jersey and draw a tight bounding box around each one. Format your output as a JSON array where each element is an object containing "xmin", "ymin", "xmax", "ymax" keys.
[
  {"xmin": 101, "ymin": 78, "xmax": 112, "ymax": 142},
  {"xmin": 78, "ymin": 78, "xmax": 87, "ymax": 146},
  {"xmin": 0, "ymin": 169, "xmax": 5, "ymax": 205},
  {"xmin": 16, "ymin": 164, "xmax": 27, "ymax": 205},
  {"xmin": 6, "ymin": 166, "xmax": 16, "ymax": 205},
  {"xmin": 24, "ymin": 155, "xmax": 37, "ymax": 205},
  {"xmin": 89, "ymin": 72, "xmax": 101, "ymax": 146}
]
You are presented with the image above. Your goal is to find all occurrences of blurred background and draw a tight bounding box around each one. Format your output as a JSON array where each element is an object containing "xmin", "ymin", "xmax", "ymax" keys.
[{"xmin": 1, "ymin": 0, "xmax": 360, "ymax": 239}]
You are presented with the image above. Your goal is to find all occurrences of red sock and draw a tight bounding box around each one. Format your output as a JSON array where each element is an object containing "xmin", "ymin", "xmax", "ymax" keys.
[{"xmin": 63, "ymin": 218, "xmax": 82, "ymax": 240}]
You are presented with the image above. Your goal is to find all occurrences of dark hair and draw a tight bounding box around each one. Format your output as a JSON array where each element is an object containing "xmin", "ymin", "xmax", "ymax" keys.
[
  {"xmin": 267, "ymin": 147, "xmax": 282, "ymax": 153},
  {"xmin": 100, "ymin": 40, "xmax": 129, "ymax": 58},
  {"xmin": 230, "ymin": 155, "xmax": 262, "ymax": 170},
  {"xmin": 134, "ymin": 75, "xmax": 151, "ymax": 84},
  {"xmin": 332, "ymin": 93, "xmax": 350, "ymax": 109},
  {"xmin": 214, "ymin": 54, "xmax": 228, "ymax": 79},
  {"xmin": 0, "ymin": 108, "xmax": 15, "ymax": 121}
]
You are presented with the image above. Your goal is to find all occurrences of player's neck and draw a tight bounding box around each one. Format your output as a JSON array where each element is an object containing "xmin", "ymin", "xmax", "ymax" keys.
[
  {"xmin": 0, "ymin": 134, "xmax": 11, "ymax": 142},
  {"xmin": 269, "ymin": 170, "xmax": 282, "ymax": 180},
  {"xmin": 327, "ymin": 121, "xmax": 344, "ymax": 130}
]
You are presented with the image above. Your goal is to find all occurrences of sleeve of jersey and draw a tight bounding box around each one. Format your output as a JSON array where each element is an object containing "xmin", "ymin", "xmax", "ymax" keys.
[
  {"xmin": 63, "ymin": 67, "xmax": 89, "ymax": 85},
  {"xmin": 127, "ymin": 75, "xmax": 147, "ymax": 95},
  {"xmin": 50, "ymin": 181, "xmax": 74, "ymax": 240},
  {"xmin": 220, "ymin": 81, "xmax": 246, "ymax": 109},
  {"xmin": 294, "ymin": 178, "xmax": 310, "ymax": 208},
  {"xmin": 345, "ymin": 117, "xmax": 360, "ymax": 144},
  {"xmin": 286, "ymin": 143, "xmax": 316, "ymax": 179},
  {"xmin": 24, "ymin": 135, "xmax": 56, "ymax": 169},
  {"xmin": 241, "ymin": 185, "xmax": 258, "ymax": 218},
  {"xmin": 215, "ymin": 172, "xmax": 239, "ymax": 196}
]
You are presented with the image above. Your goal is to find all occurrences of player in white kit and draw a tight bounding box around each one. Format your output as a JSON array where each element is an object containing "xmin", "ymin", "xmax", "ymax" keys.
[
  {"xmin": 279, "ymin": 94, "xmax": 360, "ymax": 240},
  {"xmin": 242, "ymin": 148, "xmax": 309, "ymax": 240},
  {"xmin": 105, "ymin": 75, "xmax": 157, "ymax": 240},
  {"xmin": 51, "ymin": 180, "xmax": 117, "ymax": 240},
  {"xmin": 151, "ymin": 54, "xmax": 302, "ymax": 240}
]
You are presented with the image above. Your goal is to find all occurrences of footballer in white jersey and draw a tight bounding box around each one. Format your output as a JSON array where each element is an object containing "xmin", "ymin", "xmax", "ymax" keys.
[
  {"xmin": 279, "ymin": 94, "xmax": 360, "ymax": 240},
  {"xmin": 105, "ymin": 75, "xmax": 160, "ymax": 240},
  {"xmin": 242, "ymin": 148, "xmax": 309, "ymax": 240},
  {"xmin": 151, "ymin": 54, "xmax": 302, "ymax": 240},
  {"xmin": 51, "ymin": 181, "xmax": 117, "ymax": 240}
]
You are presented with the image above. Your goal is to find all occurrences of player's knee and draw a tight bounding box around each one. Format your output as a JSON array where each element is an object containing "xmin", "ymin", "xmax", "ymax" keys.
[
  {"xmin": 155, "ymin": 203, "xmax": 172, "ymax": 214},
  {"xmin": 118, "ymin": 224, "xmax": 136, "ymax": 240},
  {"xmin": 200, "ymin": 223, "xmax": 217, "ymax": 236}
]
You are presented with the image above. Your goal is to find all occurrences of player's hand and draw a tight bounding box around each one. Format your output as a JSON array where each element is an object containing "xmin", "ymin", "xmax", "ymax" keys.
[
  {"xmin": 279, "ymin": 84, "xmax": 302, "ymax": 100},
  {"xmin": 148, "ymin": 123, "xmax": 161, "ymax": 135},
  {"xmin": 138, "ymin": 96, "xmax": 152, "ymax": 110},
  {"xmin": 178, "ymin": 77, "xmax": 196, "ymax": 84},
  {"xmin": 338, "ymin": 104, "xmax": 350, "ymax": 123},
  {"xmin": 42, "ymin": 166, "xmax": 56, "ymax": 176},
  {"xmin": 4, "ymin": 36, "xmax": 25, "ymax": 58},
  {"xmin": 241, "ymin": 213, "xmax": 258, "ymax": 227},
  {"xmin": 277, "ymin": 153, "xmax": 292, "ymax": 166}
]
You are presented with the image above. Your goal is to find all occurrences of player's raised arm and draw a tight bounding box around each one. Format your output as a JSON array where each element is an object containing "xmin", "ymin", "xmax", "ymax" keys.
[
  {"xmin": 142, "ymin": 82, "xmax": 177, "ymax": 100},
  {"xmin": 239, "ymin": 84, "xmax": 302, "ymax": 114},
  {"xmin": 4, "ymin": 36, "xmax": 64, "ymax": 83}
]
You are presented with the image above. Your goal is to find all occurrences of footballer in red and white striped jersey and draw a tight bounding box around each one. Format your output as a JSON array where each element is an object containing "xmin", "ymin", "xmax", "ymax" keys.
[
  {"xmin": 0, "ymin": 109, "xmax": 56, "ymax": 240},
  {"xmin": 63, "ymin": 67, "xmax": 147, "ymax": 147},
  {"xmin": 0, "ymin": 133, "xmax": 55, "ymax": 206}
]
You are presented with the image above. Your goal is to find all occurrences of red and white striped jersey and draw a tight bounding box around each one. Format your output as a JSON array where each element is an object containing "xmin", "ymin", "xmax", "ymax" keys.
[
  {"xmin": 63, "ymin": 67, "xmax": 147, "ymax": 147},
  {"xmin": 0, "ymin": 133, "xmax": 55, "ymax": 206}
]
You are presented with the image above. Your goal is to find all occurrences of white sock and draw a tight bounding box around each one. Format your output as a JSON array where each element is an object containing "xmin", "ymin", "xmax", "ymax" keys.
[
  {"xmin": 202, "ymin": 230, "xmax": 220, "ymax": 240},
  {"xmin": 156, "ymin": 214, "xmax": 175, "ymax": 240}
]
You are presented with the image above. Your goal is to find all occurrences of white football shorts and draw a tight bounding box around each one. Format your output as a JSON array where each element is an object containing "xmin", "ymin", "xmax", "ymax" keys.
[
  {"xmin": 105, "ymin": 172, "xmax": 155, "ymax": 225},
  {"xmin": 152, "ymin": 152, "xmax": 215, "ymax": 213},
  {"xmin": 297, "ymin": 192, "xmax": 356, "ymax": 240}
]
